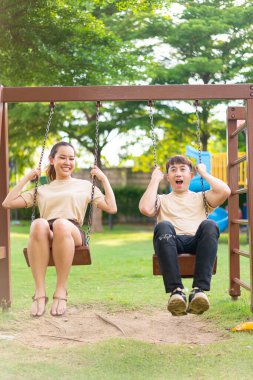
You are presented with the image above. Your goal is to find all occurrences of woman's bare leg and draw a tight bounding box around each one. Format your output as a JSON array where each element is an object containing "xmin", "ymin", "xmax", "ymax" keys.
[
  {"xmin": 27, "ymin": 218, "xmax": 51, "ymax": 316},
  {"xmin": 50, "ymin": 219, "xmax": 82, "ymax": 315}
]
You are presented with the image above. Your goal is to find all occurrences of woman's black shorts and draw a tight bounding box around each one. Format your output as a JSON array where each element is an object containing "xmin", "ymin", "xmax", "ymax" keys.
[{"xmin": 47, "ymin": 218, "xmax": 86, "ymax": 246}]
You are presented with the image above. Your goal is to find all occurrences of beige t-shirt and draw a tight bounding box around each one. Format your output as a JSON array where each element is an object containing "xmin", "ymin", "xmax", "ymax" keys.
[
  {"xmin": 20, "ymin": 178, "xmax": 105, "ymax": 226},
  {"xmin": 157, "ymin": 191, "xmax": 215, "ymax": 236}
]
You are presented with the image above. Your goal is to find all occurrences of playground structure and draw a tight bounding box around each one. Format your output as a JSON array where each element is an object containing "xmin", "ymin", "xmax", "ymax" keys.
[
  {"xmin": 0, "ymin": 84, "xmax": 253, "ymax": 311},
  {"xmin": 187, "ymin": 146, "xmax": 247, "ymax": 189},
  {"xmin": 186, "ymin": 146, "xmax": 229, "ymax": 232},
  {"xmin": 212, "ymin": 152, "xmax": 247, "ymax": 187}
]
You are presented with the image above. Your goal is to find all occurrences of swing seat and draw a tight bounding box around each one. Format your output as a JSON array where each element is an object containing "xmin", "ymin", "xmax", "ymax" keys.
[
  {"xmin": 23, "ymin": 245, "xmax": 91, "ymax": 267},
  {"xmin": 153, "ymin": 254, "xmax": 217, "ymax": 278}
]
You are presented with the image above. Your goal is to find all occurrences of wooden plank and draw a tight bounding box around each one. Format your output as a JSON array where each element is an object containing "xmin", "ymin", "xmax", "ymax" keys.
[
  {"xmin": 233, "ymin": 187, "xmax": 248, "ymax": 195},
  {"xmin": 153, "ymin": 254, "xmax": 217, "ymax": 278},
  {"xmin": 246, "ymin": 98, "xmax": 253, "ymax": 312},
  {"xmin": 0, "ymin": 101, "xmax": 11, "ymax": 306},
  {"xmin": 233, "ymin": 248, "xmax": 250, "ymax": 259},
  {"xmin": 0, "ymin": 103, "xmax": 2, "ymax": 142},
  {"xmin": 227, "ymin": 106, "xmax": 246, "ymax": 121},
  {"xmin": 231, "ymin": 122, "xmax": 246, "ymax": 137},
  {"xmin": 233, "ymin": 277, "xmax": 251, "ymax": 291},
  {"xmin": 227, "ymin": 109, "xmax": 241, "ymax": 299},
  {"xmin": 230, "ymin": 155, "xmax": 247, "ymax": 166},
  {"xmin": 2, "ymin": 84, "xmax": 253, "ymax": 102},
  {"xmin": 232, "ymin": 219, "xmax": 248, "ymax": 225},
  {"xmin": 0, "ymin": 247, "xmax": 6, "ymax": 260},
  {"xmin": 23, "ymin": 246, "xmax": 91, "ymax": 267}
]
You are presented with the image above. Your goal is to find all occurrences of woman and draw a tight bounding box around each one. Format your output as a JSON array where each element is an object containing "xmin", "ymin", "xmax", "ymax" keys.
[{"xmin": 2, "ymin": 141, "xmax": 117, "ymax": 317}]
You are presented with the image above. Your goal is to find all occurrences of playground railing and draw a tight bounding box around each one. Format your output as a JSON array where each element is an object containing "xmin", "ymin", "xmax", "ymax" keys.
[{"xmin": 212, "ymin": 152, "xmax": 247, "ymax": 187}]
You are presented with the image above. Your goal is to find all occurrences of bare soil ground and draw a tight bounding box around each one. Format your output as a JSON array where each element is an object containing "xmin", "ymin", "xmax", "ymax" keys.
[{"xmin": 0, "ymin": 306, "xmax": 228, "ymax": 349}]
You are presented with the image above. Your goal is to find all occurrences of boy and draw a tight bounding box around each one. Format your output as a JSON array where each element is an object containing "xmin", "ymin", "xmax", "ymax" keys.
[{"xmin": 139, "ymin": 155, "xmax": 231, "ymax": 316}]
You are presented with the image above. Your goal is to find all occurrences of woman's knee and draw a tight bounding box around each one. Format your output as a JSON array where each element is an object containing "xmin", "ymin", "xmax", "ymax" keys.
[
  {"xmin": 52, "ymin": 219, "xmax": 72, "ymax": 239},
  {"xmin": 30, "ymin": 218, "xmax": 50, "ymax": 240}
]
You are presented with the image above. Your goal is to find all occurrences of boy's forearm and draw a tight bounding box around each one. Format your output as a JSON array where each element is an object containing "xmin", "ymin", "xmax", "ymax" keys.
[
  {"xmin": 202, "ymin": 172, "xmax": 230, "ymax": 193},
  {"xmin": 139, "ymin": 178, "xmax": 160, "ymax": 216}
]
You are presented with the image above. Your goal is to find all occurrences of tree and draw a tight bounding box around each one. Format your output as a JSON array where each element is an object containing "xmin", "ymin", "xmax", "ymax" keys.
[
  {"xmin": 124, "ymin": 0, "xmax": 253, "ymax": 170},
  {"xmin": 1, "ymin": 1, "xmax": 168, "ymax": 171},
  {"xmin": 0, "ymin": 0, "xmax": 143, "ymax": 86},
  {"xmin": 150, "ymin": 0, "xmax": 253, "ymax": 150}
]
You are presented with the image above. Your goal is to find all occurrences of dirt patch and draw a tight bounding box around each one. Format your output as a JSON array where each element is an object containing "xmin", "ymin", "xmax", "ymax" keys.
[{"xmin": 0, "ymin": 306, "xmax": 228, "ymax": 349}]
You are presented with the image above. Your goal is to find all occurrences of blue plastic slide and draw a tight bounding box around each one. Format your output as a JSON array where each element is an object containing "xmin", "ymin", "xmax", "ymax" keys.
[
  {"xmin": 208, "ymin": 207, "xmax": 228, "ymax": 233},
  {"xmin": 186, "ymin": 145, "xmax": 211, "ymax": 192}
]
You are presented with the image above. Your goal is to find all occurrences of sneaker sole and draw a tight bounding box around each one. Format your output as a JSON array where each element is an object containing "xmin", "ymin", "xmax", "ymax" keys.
[
  {"xmin": 187, "ymin": 295, "xmax": 210, "ymax": 315},
  {"xmin": 167, "ymin": 298, "xmax": 187, "ymax": 316}
]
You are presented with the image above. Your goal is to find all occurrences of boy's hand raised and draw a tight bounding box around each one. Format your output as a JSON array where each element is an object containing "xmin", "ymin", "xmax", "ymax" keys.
[
  {"xmin": 195, "ymin": 163, "xmax": 207, "ymax": 177},
  {"xmin": 151, "ymin": 166, "xmax": 165, "ymax": 183}
]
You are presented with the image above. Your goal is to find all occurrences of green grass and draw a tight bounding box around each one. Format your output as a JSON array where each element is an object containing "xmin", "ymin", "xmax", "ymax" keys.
[{"xmin": 1, "ymin": 223, "xmax": 253, "ymax": 380}]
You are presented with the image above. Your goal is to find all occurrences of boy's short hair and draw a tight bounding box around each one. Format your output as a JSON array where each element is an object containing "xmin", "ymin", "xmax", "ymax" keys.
[{"xmin": 166, "ymin": 155, "xmax": 193, "ymax": 173}]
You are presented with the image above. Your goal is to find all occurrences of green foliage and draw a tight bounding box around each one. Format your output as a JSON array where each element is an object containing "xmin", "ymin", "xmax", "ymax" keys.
[
  {"xmin": 0, "ymin": 1, "xmax": 166, "ymax": 170},
  {"xmin": 10, "ymin": 208, "xmax": 32, "ymax": 221},
  {"xmin": 131, "ymin": 1, "xmax": 253, "ymax": 170},
  {"xmin": 0, "ymin": 0, "xmax": 140, "ymax": 86},
  {"xmin": 112, "ymin": 186, "xmax": 148, "ymax": 221}
]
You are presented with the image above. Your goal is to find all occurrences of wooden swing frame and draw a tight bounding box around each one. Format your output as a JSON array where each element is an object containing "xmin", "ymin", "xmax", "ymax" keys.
[{"xmin": 1, "ymin": 84, "xmax": 253, "ymax": 311}]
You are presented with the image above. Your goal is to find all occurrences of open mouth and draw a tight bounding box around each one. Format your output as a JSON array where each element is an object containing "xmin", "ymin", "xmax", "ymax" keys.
[{"xmin": 175, "ymin": 180, "xmax": 183, "ymax": 185}]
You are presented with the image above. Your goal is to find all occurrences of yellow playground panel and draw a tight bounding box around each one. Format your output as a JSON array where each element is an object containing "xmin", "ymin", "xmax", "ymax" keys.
[{"xmin": 211, "ymin": 152, "xmax": 247, "ymax": 187}]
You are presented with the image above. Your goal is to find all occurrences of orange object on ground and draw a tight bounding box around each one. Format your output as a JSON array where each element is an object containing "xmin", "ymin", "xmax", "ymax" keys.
[{"xmin": 231, "ymin": 322, "xmax": 253, "ymax": 332}]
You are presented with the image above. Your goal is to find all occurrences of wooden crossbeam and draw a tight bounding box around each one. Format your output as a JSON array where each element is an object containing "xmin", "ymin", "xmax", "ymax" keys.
[{"xmin": 1, "ymin": 84, "xmax": 253, "ymax": 103}]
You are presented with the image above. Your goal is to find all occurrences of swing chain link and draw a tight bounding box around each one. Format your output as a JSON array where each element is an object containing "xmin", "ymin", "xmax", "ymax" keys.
[
  {"xmin": 86, "ymin": 101, "xmax": 101, "ymax": 246},
  {"xmin": 194, "ymin": 100, "xmax": 209, "ymax": 219},
  {"xmin": 149, "ymin": 100, "xmax": 158, "ymax": 168},
  {"xmin": 148, "ymin": 100, "xmax": 159, "ymax": 224},
  {"xmin": 31, "ymin": 102, "xmax": 55, "ymax": 222}
]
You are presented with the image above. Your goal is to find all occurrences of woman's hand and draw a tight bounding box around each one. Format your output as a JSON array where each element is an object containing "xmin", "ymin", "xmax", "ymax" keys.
[
  {"xmin": 90, "ymin": 165, "xmax": 107, "ymax": 182},
  {"xmin": 25, "ymin": 168, "xmax": 42, "ymax": 182}
]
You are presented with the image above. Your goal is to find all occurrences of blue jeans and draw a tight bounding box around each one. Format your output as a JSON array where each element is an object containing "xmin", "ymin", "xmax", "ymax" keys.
[{"xmin": 153, "ymin": 220, "xmax": 220, "ymax": 293}]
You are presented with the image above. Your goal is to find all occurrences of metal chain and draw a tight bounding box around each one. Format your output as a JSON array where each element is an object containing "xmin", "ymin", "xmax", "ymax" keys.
[
  {"xmin": 149, "ymin": 100, "xmax": 158, "ymax": 168},
  {"xmin": 148, "ymin": 100, "xmax": 159, "ymax": 224},
  {"xmin": 86, "ymin": 101, "xmax": 100, "ymax": 246},
  {"xmin": 194, "ymin": 100, "xmax": 209, "ymax": 219},
  {"xmin": 31, "ymin": 102, "xmax": 55, "ymax": 222}
]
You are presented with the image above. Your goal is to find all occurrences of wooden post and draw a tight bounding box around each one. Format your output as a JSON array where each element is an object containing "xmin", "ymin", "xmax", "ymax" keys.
[
  {"xmin": 227, "ymin": 107, "xmax": 241, "ymax": 300},
  {"xmin": 0, "ymin": 95, "xmax": 11, "ymax": 308},
  {"xmin": 246, "ymin": 99, "xmax": 253, "ymax": 312}
]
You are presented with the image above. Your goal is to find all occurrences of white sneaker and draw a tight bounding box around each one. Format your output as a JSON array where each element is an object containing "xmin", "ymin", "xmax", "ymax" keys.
[
  {"xmin": 167, "ymin": 287, "xmax": 187, "ymax": 316},
  {"xmin": 187, "ymin": 287, "xmax": 210, "ymax": 315}
]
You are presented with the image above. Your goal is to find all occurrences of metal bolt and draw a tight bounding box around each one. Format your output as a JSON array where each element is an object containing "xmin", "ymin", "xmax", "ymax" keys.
[
  {"xmin": 250, "ymin": 92, "xmax": 253, "ymax": 97},
  {"xmin": 231, "ymin": 107, "xmax": 235, "ymax": 111},
  {"xmin": 250, "ymin": 85, "xmax": 253, "ymax": 90},
  {"xmin": 231, "ymin": 114, "xmax": 235, "ymax": 118}
]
